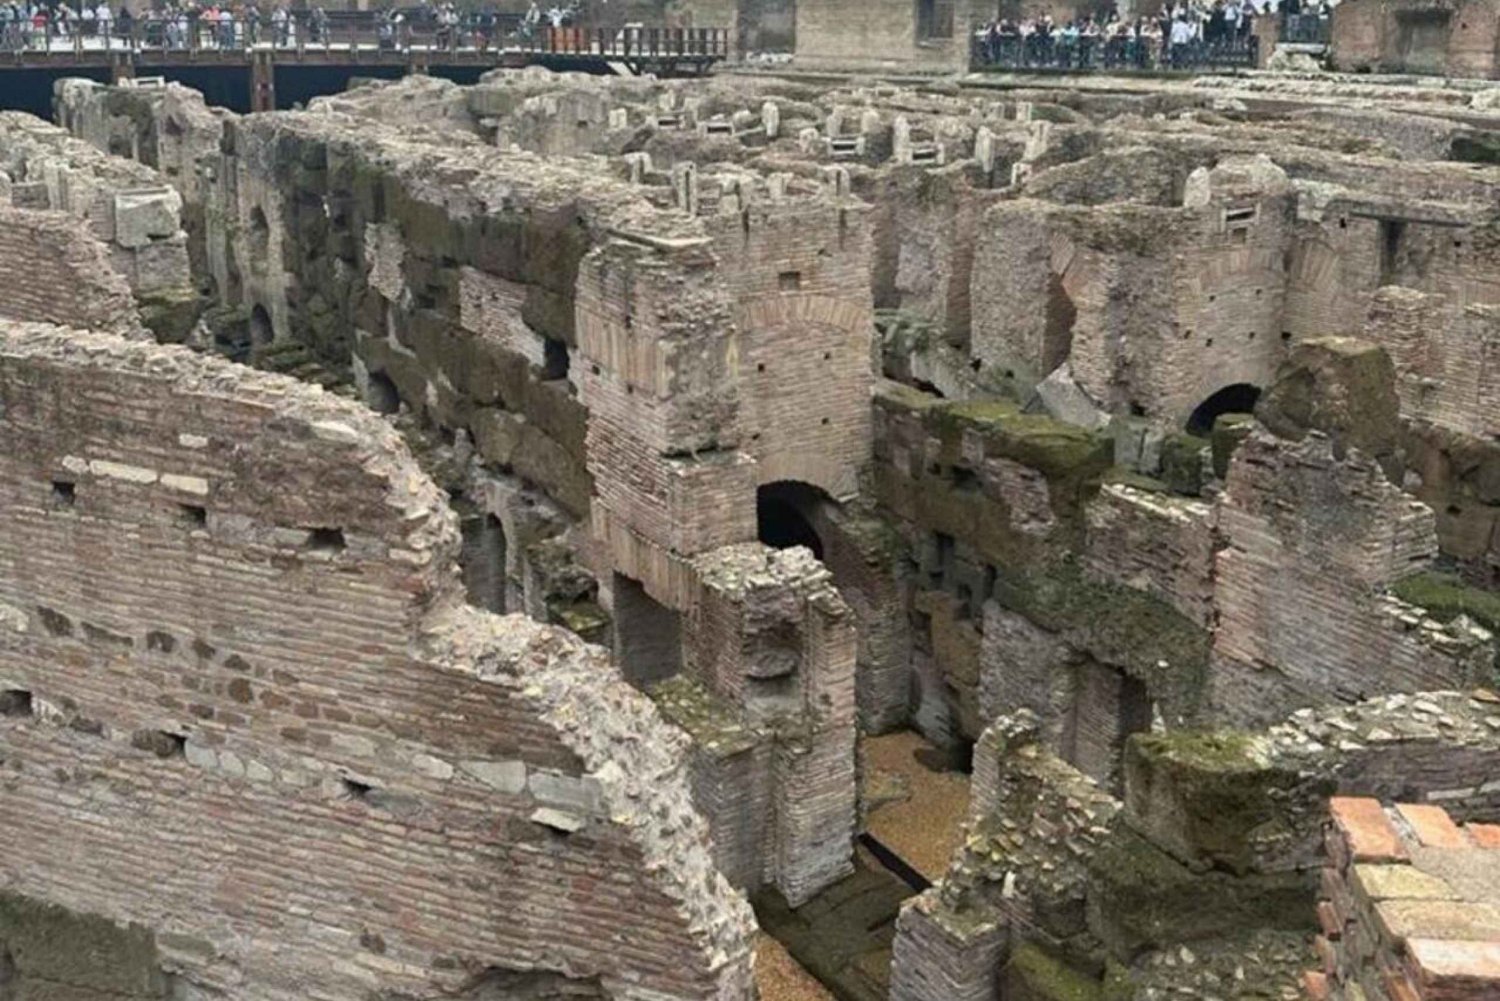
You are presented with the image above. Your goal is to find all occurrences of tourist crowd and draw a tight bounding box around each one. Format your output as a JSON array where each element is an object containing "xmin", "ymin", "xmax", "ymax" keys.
[
  {"xmin": 976, "ymin": 0, "xmax": 1335, "ymax": 70},
  {"xmin": 0, "ymin": 0, "xmax": 584, "ymax": 51}
]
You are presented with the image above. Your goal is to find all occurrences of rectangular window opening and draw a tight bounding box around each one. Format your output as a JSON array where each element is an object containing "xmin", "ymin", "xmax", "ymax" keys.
[
  {"xmin": 0, "ymin": 689, "xmax": 33, "ymax": 717},
  {"xmin": 306, "ymin": 527, "xmax": 346, "ymax": 552}
]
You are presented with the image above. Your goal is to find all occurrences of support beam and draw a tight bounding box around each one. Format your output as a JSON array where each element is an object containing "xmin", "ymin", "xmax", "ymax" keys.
[{"xmin": 250, "ymin": 49, "xmax": 275, "ymax": 112}]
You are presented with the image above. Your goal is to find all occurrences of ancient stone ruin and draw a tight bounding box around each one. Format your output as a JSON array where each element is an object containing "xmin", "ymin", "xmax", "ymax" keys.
[{"xmin": 2, "ymin": 44, "xmax": 1500, "ymax": 1001}]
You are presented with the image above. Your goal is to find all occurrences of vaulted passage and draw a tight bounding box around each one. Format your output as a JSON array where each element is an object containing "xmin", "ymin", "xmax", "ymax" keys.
[
  {"xmin": 1186, "ymin": 383, "xmax": 1260, "ymax": 436},
  {"xmin": 757, "ymin": 481, "xmax": 828, "ymax": 561}
]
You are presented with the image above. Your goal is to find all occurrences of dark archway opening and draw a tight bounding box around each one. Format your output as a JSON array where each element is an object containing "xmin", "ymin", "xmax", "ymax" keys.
[
  {"xmin": 1186, "ymin": 383, "xmax": 1260, "ymax": 436},
  {"xmin": 364, "ymin": 370, "xmax": 399, "ymax": 415},
  {"xmin": 248, "ymin": 304, "xmax": 274, "ymax": 350},
  {"xmin": 757, "ymin": 481, "xmax": 827, "ymax": 561}
]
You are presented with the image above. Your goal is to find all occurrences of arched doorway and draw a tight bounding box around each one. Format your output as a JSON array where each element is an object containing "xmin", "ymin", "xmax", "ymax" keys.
[
  {"xmin": 1186, "ymin": 383, "xmax": 1260, "ymax": 436},
  {"xmin": 248, "ymin": 304, "xmax": 274, "ymax": 350},
  {"xmin": 757, "ymin": 481, "xmax": 828, "ymax": 561}
]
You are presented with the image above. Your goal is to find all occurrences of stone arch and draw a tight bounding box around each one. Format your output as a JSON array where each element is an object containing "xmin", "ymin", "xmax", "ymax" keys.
[
  {"xmin": 756, "ymin": 480, "xmax": 831, "ymax": 562},
  {"xmin": 1186, "ymin": 382, "xmax": 1261, "ymax": 436}
]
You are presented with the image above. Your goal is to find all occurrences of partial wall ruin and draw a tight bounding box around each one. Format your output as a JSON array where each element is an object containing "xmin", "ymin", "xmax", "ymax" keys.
[{"xmin": 0, "ymin": 321, "xmax": 755, "ymax": 1001}]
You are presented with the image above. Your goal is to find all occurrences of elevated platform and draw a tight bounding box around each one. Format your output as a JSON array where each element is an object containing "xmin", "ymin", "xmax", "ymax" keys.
[{"xmin": 0, "ymin": 22, "xmax": 728, "ymax": 108}]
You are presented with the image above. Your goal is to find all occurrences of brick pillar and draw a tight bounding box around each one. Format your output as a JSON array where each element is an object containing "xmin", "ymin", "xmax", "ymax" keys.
[{"xmin": 250, "ymin": 49, "xmax": 275, "ymax": 112}]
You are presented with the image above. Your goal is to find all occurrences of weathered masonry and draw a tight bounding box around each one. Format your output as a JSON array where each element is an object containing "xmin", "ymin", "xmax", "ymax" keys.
[{"xmin": 0, "ymin": 322, "xmax": 755, "ymax": 1000}]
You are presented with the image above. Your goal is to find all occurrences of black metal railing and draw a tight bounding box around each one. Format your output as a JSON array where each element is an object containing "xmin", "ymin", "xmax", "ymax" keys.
[
  {"xmin": 1279, "ymin": 11, "xmax": 1330, "ymax": 45},
  {"xmin": 0, "ymin": 13, "xmax": 728, "ymax": 60},
  {"xmin": 972, "ymin": 30, "xmax": 1258, "ymax": 72}
]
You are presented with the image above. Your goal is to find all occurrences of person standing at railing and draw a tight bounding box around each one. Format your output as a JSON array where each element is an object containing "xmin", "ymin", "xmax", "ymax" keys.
[{"xmin": 1079, "ymin": 17, "xmax": 1099, "ymax": 68}]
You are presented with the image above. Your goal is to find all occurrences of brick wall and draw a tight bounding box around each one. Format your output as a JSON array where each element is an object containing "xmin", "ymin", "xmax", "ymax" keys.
[
  {"xmin": 0, "ymin": 206, "xmax": 145, "ymax": 338},
  {"xmin": 1209, "ymin": 430, "xmax": 1493, "ymax": 725},
  {"xmin": 0, "ymin": 322, "xmax": 756, "ymax": 1001},
  {"xmin": 0, "ymin": 111, "xmax": 193, "ymax": 311},
  {"xmin": 1311, "ymin": 797, "xmax": 1500, "ymax": 1000}
]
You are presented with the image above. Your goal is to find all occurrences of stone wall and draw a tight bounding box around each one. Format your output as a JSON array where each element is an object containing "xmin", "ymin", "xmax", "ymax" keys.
[
  {"xmin": 1210, "ymin": 428, "xmax": 1492, "ymax": 726},
  {"xmin": 891, "ymin": 691, "xmax": 1500, "ymax": 1001},
  {"xmin": 0, "ymin": 321, "xmax": 756, "ymax": 1001},
  {"xmin": 1331, "ymin": 0, "xmax": 1500, "ymax": 78}
]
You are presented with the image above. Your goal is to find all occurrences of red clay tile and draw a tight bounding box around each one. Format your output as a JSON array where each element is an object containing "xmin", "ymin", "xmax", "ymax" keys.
[
  {"xmin": 1331, "ymin": 796, "xmax": 1410, "ymax": 864},
  {"xmin": 1397, "ymin": 803, "xmax": 1468, "ymax": 850},
  {"xmin": 1318, "ymin": 900, "xmax": 1344, "ymax": 939},
  {"xmin": 1301, "ymin": 969, "xmax": 1330, "ymax": 999},
  {"xmin": 1467, "ymin": 824, "xmax": 1500, "ymax": 850},
  {"xmin": 1407, "ymin": 938, "xmax": 1500, "ymax": 989}
]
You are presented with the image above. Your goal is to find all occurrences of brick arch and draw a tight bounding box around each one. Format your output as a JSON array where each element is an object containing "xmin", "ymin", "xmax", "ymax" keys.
[{"xmin": 736, "ymin": 293, "xmax": 873, "ymax": 503}]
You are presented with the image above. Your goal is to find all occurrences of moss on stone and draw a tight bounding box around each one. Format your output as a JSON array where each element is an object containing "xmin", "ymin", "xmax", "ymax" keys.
[
  {"xmin": 649, "ymin": 676, "xmax": 761, "ymax": 756},
  {"xmin": 1102, "ymin": 467, "xmax": 1169, "ymax": 494},
  {"xmin": 994, "ymin": 560, "xmax": 1210, "ymax": 722},
  {"xmin": 1159, "ymin": 433, "xmax": 1207, "ymax": 496},
  {"xmin": 1392, "ymin": 571, "xmax": 1500, "ymax": 638},
  {"xmin": 1084, "ymin": 826, "xmax": 1316, "ymax": 960},
  {"xmin": 1004, "ymin": 941, "xmax": 1103, "ymax": 1001},
  {"xmin": 136, "ymin": 287, "xmax": 203, "ymax": 344},
  {"xmin": 0, "ymin": 890, "xmax": 172, "ymax": 998},
  {"xmin": 548, "ymin": 599, "xmax": 611, "ymax": 646},
  {"xmin": 1210, "ymin": 413, "xmax": 1256, "ymax": 480},
  {"xmin": 1130, "ymin": 730, "xmax": 1261, "ymax": 773}
]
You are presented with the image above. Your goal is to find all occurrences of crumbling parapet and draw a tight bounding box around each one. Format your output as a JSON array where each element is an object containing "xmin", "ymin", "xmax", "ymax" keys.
[
  {"xmin": 0, "ymin": 110, "xmax": 197, "ymax": 341},
  {"xmin": 0, "ymin": 205, "xmax": 148, "ymax": 339},
  {"xmin": 0, "ymin": 321, "xmax": 757, "ymax": 1000},
  {"xmin": 686, "ymin": 544, "xmax": 859, "ymax": 905},
  {"xmin": 892, "ymin": 691, "xmax": 1500, "ymax": 1001}
]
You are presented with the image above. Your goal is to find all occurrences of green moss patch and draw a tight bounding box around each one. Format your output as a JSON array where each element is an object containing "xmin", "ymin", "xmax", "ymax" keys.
[
  {"xmin": 994, "ymin": 561, "xmax": 1210, "ymax": 722},
  {"xmin": 1004, "ymin": 941, "xmax": 1103, "ymax": 1001},
  {"xmin": 1393, "ymin": 571, "xmax": 1500, "ymax": 636},
  {"xmin": 0, "ymin": 891, "xmax": 172, "ymax": 998}
]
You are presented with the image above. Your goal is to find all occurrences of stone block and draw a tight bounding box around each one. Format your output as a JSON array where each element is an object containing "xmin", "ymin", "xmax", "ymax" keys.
[{"xmin": 113, "ymin": 187, "xmax": 182, "ymax": 249}]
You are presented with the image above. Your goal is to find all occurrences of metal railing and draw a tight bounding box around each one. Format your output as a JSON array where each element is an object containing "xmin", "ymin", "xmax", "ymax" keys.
[
  {"xmin": 1279, "ymin": 11, "xmax": 1330, "ymax": 45},
  {"xmin": 0, "ymin": 13, "xmax": 728, "ymax": 60},
  {"xmin": 972, "ymin": 31, "xmax": 1258, "ymax": 72}
]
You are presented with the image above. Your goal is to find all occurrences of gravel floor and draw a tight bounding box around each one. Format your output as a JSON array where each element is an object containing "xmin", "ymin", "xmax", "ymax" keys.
[
  {"xmin": 862, "ymin": 730, "xmax": 972, "ymax": 882},
  {"xmin": 755, "ymin": 933, "xmax": 835, "ymax": 1001}
]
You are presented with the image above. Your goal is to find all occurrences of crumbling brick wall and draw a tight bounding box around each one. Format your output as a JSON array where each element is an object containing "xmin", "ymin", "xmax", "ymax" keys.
[
  {"xmin": 0, "ymin": 322, "xmax": 756, "ymax": 1001},
  {"xmin": 0, "ymin": 110, "xmax": 196, "ymax": 340},
  {"xmin": 891, "ymin": 692, "xmax": 1500, "ymax": 1001},
  {"xmin": 1210, "ymin": 428, "xmax": 1492, "ymax": 725},
  {"xmin": 0, "ymin": 206, "xmax": 147, "ymax": 339}
]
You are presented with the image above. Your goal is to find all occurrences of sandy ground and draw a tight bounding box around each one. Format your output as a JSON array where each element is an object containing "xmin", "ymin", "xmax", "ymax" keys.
[
  {"xmin": 754, "ymin": 729, "xmax": 971, "ymax": 999},
  {"xmin": 862, "ymin": 730, "xmax": 973, "ymax": 882},
  {"xmin": 755, "ymin": 933, "xmax": 835, "ymax": 1001}
]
